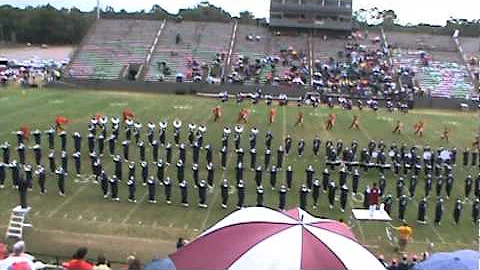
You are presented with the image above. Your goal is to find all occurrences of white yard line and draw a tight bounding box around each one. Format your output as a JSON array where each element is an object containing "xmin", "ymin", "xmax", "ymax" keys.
[
  {"xmin": 120, "ymin": 191, "xmax": 148, "ymax": 225},
  {"xmin": 47, "ymin": 185, "xmax": 88, "ymax": 218}
]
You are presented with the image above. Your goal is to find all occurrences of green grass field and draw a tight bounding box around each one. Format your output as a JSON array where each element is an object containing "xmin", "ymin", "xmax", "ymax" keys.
[{"xmin": 0, "ymin": 87, "xmax": 478, "ymax": 263}]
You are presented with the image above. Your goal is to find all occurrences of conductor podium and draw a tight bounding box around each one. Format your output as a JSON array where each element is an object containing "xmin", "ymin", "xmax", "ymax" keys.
[
  {"xmin": 4, "ymin": 206, "xmax": 32, "ymax": 240},
  {"xmin": 352, "ymin": 204, "xmax": 392, "ymax": 221}
]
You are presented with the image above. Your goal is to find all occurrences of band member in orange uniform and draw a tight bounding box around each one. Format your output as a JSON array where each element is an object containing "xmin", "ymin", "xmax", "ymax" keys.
[
  {"xmin": 440, "ymin": 126, "xmax": 450, "ymax": 142},
  {"xmin": 122, "ymin": 108, "xmax": 135, "ymax": 124},
  {"xmin": 212, "ymin": 105, "xmax": 223, "ymax": 122},
  {"xmin": 268, "ymin": 107, "xmax": 277, "ymax": 124},
  {"xmin": 326, "ymin": 113, "xmax": 336, "ymax": 130},
  {"xmin": 19, "ymin": 126, "xmax": 31, "ymax": 143},
  {"xmin": 237, "ymin": 108, "xmax": 250, "ymax": 124},
  {"xmin": 414, "ymin": 120, "xmax": 425, "ymax": 137},
  {"xmin": 349, "ymin": 115, "xmax": 360, "ymax": 130},
  {"xmin": 55, "ymin": 116, "xmax": 70, "ymax": 132},
  {"xmin": 294, "ymin": 112, "xmax": 304, "ymax": 127},
  {"xmin": 392, "ymin": 120, "xmax": 404, "ymax": 134}
]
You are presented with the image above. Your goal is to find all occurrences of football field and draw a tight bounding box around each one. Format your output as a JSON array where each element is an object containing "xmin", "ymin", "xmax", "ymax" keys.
[{"xmin": 0, "ymin": 87, "xmax": 478, "ymax": 263}]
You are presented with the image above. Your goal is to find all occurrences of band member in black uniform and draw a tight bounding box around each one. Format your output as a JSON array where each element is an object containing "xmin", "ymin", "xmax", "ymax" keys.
[
  {"xmin": 221, "ymin": 179, "xmax": 229, "ymax": 208},
  {"xmin": 179, "ymin": 144, "xmax": 186, "ymax": 163},
  {"xmin": 35, "ymin": 165, "xmax": 46, "ymax": 195},
  {"xmin": 472, "ymin": 198, "xmax": 480, "ymax": 223},
  {"xmin": 445, "ymin": 174, "xmax": 454, "ymax": 199},
  {"xmin": 205, "ymin": 144, "xmax": 213, "ymax": 164},
  {"xmin": 313, "ymin": 136, "xmax": 321, "ymax": 156},
  {"xmin": 2, "ymin": 142, "xmax": 10, "ymax": 164},
  {"xmin": 256, "ymin": 185, "xmax": 264, "ymax": 207},
  {"xmin": 18, "ymin": 172, "xmax": 28, "ymax": 209},
  {"xmin": 113, "ymin": 155, "xmax": 122, "ymax": 181},
  {"xmin": 46, "ymin": 127, "xmax": 55, "ymax": 150},
  {"xmin": 165, "ymin": 143, "xmax": 172, "ymax": 165},
  {"xmin": 151, "ymin": 140, "xmax": 159, "ymax": 162},
  {"xmin": 32, "ymin": 144, "xmax": 42, "ymax": 166},
  {"xmin": 328, "ymin": 181, "xmax": 336, "ymax": 209},
  {"xmin": 276, "ymin": 146, "xmax": 284, "ymax": 169},
  {"xmin": 33, "ymin": 129, "xmax": 41, "ymax": 145},
  {"xmin": 322, "ymin": 169, "xmax": 330, "ymax": 193},
  {"xmin": 434, "ymin": 198, "xmax": 444, "ymax": 225},
  {"xmin": 237, "ymin": 180, "xmax": 245, "ymax": 209},
  {"xmin": 312, "ymin": 179, "xmax": 321, "ymax": 209},
  {"xmin": 398, "ymin": 194, "xmax": 408, "ymax": 222},
  {"xmin": 264, "ymin": 149, "xmax": 271, "ymax": 169},
  {"xmin": 453, "ymin": 198, "xmax": 463, "ymax": 224},
  {"xmin": 61, "ymin": 151, "xmax": 68, "ymax": 174},
  {"xmin": 236, "ymin": 162, "xmax": 244, "ymax": 186},
  {"xmin": 352, "ymin": 169, "xmax": 360, "ymax": 195},
  {"xmin": 379, "ymin": 175, "xmax": 386, "ymax": 196},
  {"xmin": 284, "ymin": 136, "xmax": 292, "ymax": 155},
  {"xmin": 180, "ymin": 180, "xmax": 188, "ymax": 207},
  {"xmin": 192, "ymin": 142, "xmax": 200, "ymax": 165},
  {"xmin": 270, "ymin": 165, "xmax": 277, "ymax": 190},
  {"xmin": 207, "ymin": 163, "xmax": 214, "ymax": 188},
  {"xmin": 278, "ymin": 185, "xmax": 287, "ymax": 210},
  {"xmin": 192, "ymin": 163, "xmax": 200, "ymax": 188},
  {"xmin": 255, "ymin": 166, "xmax": 263, "ymax": 187},
  {"xmin": 298, "ymin": 139, "xmax": 305, "ymax": 157},
  {"xmin": 108, "ymin": 135, "xmax": 116, "ymax": 156},
  {"xmin": 465, "ymin": 175, "xmax": 473, "ymax": 199},
  {"xmin": 59, "ymin": 131, "xmax": 67, "ymax": 152},
  {"xmin": 73, "ymin": 151, "xmax": 81, "ymax": 177},
  {"xmin": 463, "ymin": 148, "xmax": 469, "ymax": 166},
  {"xmin": 128, "ymin": 161, "xmax": 136, "ymax": 180},
  {"xmin": 286, "ymin": 166, "xmax": 293, "ymax": 190},
  {"xmin": 198, "ymin": 180, "xmax": 208, "ymax": 208},
  {"xmin": 176, "ymin": 160, "xmax": 184, "ymax": 184},
  {"xmin": 48, "ymin": 151, "xmax": 56, "ymax": 174},
  {"xmin": 340, "ymin": 184, "xmax": 349, "ymax": 212},
  {"xmin": 409, "ymin": 175, "xmax": 417, "ymax": 198},
  {"xmin": 122, "ymin": 140, "xmax": 130, "ymax": 162},
  {"xmin": 396, "ymin": 177, "xmax": 405, "ymax": 199},
  {"xmin": 250, "ymin": 148, "xmax": 257, "ymax": 170},
  {"xmin": 141, "ymin": 161, "xmax": 148, "ymax": 186},
  {"xmin": 425, "ymin": 175, "xmax": 433, "ymax": 198},
  {"xmin": 265, "ymin": 132, "xmax": 273, "ymax": 149},
  {"xmin": 107, "ymin": 175, "xmax": 118, "ymax": 201},
  {"xmin": 163, "ymin": 177, "xmax": 172, "ymax": 204},
  {"xmin": 55, "ymin": 166, "xmax": 66, "ymax": 196},
  {"xmin": 299, "ymin": 184, "xmax": 309, "ymax": 210},
  {"xmin": 17, "ymin": 144, "xmax": 26, "ymax": 165},
  {"xmin": 98, "ymin": 134, "xmax": 105, "ymax": 156},
  {"xmin": 221, "ymin": 146, "xmax": 228, "ymax": 170},
  {"xmin": 417, "ymin": 197, "xmax": 428, "ymax": 224},
  {"xmin": 436, "ymin": 176, "xmax": 444, "ymax": 197}
]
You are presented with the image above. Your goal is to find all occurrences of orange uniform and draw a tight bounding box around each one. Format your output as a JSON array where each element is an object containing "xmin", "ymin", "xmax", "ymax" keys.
[
  {"xmin": 295, "ymin": 112, "xmax": 304, "ymax": 126},
  {"xmin": 326, "ymin": 113, "xmax": 336, "ymax": 130},
  {"xmin": 122, "ymin": 109, "xmax": 135, "ymax": 123},
  {"xmin": 55, "ymin": 116, "xmax": 70, "ymax": 132},
  {"xmin": 440, "ymin": 127, "xmax": 449, "ymax": 142},
  {"xmin": 20, "ymin": 126, "xmax": 31, "ymax": 142},
  {"xmin": 269, "ymin": 108, "xmax": 277, "ymax": 124},
  {"xmin": 212, "ymin": 106, "xmax": 223, "ymax": 122},
  {"xmin": 414, "ymin": 121, "xmax": 425, "ymax": 136},
  {"xmin": 392, "ymin": 121, "xmax": 404, "ymax": 134},
  {"xmin": 349, "ymin": 115, "xmax": 360, "ymax": 130},
  {"xmin": 237, "ymin": 108, "xmax": 250, "ymax": 123}
]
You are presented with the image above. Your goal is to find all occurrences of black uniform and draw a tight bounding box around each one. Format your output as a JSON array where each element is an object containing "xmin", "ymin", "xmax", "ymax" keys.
[
  {"xmin": 379, "ymin": 175, "xmax": 386, "ymax": 196},
  {"xmin": 445, "ymin": 174, "xmax": 454, "ymax": 198},
  {"xmin": 141, "ymin": 162, "xmax": 149, "ymax": 186},
  {"xmin": 192, "ymin": 164, "xmax": 200, "ymax": 188},
  {"xmin": 138, "ymin": 141, "xmax": 146, "ymax": 162},
  {"xmin": 113, "ymin": 155, "xmax": 123, "ymax": 180},
  {"xmin": 463, "ymin": 148, "xmax": 469, "ymax": 166},
  {"xmin": 205, "ymin": 145, "xmax": 213, "ymax": 164},
  {"xmin": 255, "ymin": 166, "xmax": 263, "ymax": 187},
  {"xmin": 396, "ymin": 177, "xmax": 405, "ymax": 199},
  {"xmin": 55, "ymin": 167, "xmax": 66, "ymax": 196},
  {"xmin": 425, "ymin": 175, "xmax": 433, "ymax": 198},
  {"xmin": 277, "ymin": 147, "xmax": 284, "ymax": 169},
  {"xmin": 180, "ymin": 180, "xmax": 189, "ymax": 206},
  {"xmin": 35, "ymin": 165, "xmax": 46, "ymax": 194},
  {"xmin": 465, "ymin": 175, "xmax": 473, "ymax": 198},
  {"xmin": 17, "ymin": 144, "xmax": 26, "ymax": 165},
  {"xmin": 265, "ymin": 132, "xmax": 273, "ymax": 149},
  {"xmin": 33, "ymin": 145, "xmax": 42, "ymax": 166},
  {"xmin": 472, "ymin": 199, "xmax": 480, "ymax": 223},
  {"xmin": 176, "ymin": 160, "xmax": 185, "ymax": 184},
  {"xmin": 163, "ymin": 178, "xmax": 172, "ymax": 204},
  {"xmin": 250, "ymin": 148, "xmax": 257, "ymax": 170},
  {"xmin": 338, "ymin": 167, "xmax": 347, "ymax": 187},
  {"xmin": 237, "ymin": 180, "xmax": 245, "ymax": 209},
  {"xmin": 110, "ymin": 175, "xmax": 119, "ymax": 201},
  {"xmin": 417, "ymin": 198, "xmax": 428, "ymax": 223},
  {"xmin": 198, "ymin": 180, "xmax": 208, "ymax": 207},
  {"xmin": 98, "ymin": 135, "xmax": 105, "ymax": 156},
  {"xmin": 221, "ymin": 146, "xmax": 228, "ymax": 169},
  {"xmin": 434, "ymin": 198, "xmax": 444, "ymax": 225},
  {"xmin": 192, "ymin": 142, "xmax": 200, "ymax": 165},
  {"xmin": 312, "ymin": 179, "xmax": 321, "ymax": 208},
  {"xmin": 0, "ymin": 163, "xmax": 4, "ymax": 188},
  {"xmin": 179, "ymin": 144, "xmax": 186, "ymax": 163},
  {"xmin": 122, "ymin": 140, "xmax": 130, "ymax": 161},
  {"xmin": 286, "ymin": 166, "xmax": 293, "ymax": 190},
  {"xmin": 2, "ymin": 143, "xmax": 10, "ymax": 164},
  {"xmin": 270, "ymin": 166, "xmax": 277, "ymax": 189},
  {"xmin": 264, "ymin": 149, "xmax": 271, "ymax": 169},
  {"xmin": 306, "ymin": 165, "xmax": 315, "ymax": 190},
  {"xmin": 18, "ymin": 173, "xmax": 28, "ymax": 209},
  {"xmin": 475, "ymin": 174, "xmax": 480, "ymax": 198},
  {"xmin": 328, "ymin": 181, "xmax": 336, "ymax": 209},
  {"xmin": 299, "ymin": 185, "xmax": 309, "ymax": 210},
  {"xmin": 207, "ymin": 163, "xmax": 215, "ymax": 187},
  {"xmin": 221, "ymin": 179, "xmax": 229, "ymax": 208},
  {"xmin": 151, "ymin": 140, "xmax": 159, "ymax": 162},
  {"xmin": 128, "ymin": 162, "xmax": 136, "ymax": 180},
  {"xmin": 278, "ymin": 185, "xmax": 287, "ymax": 210},
  {"xmin": 298, "ymin": 139, "xmax": 305, "ymax": 157},
  {"xmin": 61, "ymin": 151, "xmax": 68, "ymax": 174},
  {"xmin": 47, "ymin": 151, "xmax": 56, "ymax": 174},
  {"xmin": 398, "ymin": 195, "xmax": 408, "ymax": 222},
  {"xmin": 46, "ymin": 128, "xmax": 55, "ymax": 150},
  {"xmin": 322, "ymin": 169, "xmax": 330, "ymax": 192},
  {"xmin": 156, "ymin": 160, "xmax": 164, "ymax": 182},
  {"xmin": 352, "ymin": 170, "xmax": 360, "ymax": 195},
  {"xmin": 165, "ymin": 143, "xmax": 173, "ymax": 165},
  {"xmin": 73, "ymin": 152, "xmax": 81, "ymax": 176},
  {"xmin": 284, "ymin": 136, "xmax": 292, "ymax": 154},
  {"xmin": 409, "ymin": 175, "xmax": 418, "ymax": 198},
  {"xmin": 453, "ymin": 198, "xmax": 463, "ymax": 224},
  {"xmin": 108, "ymin": 135, "xmax": 116, "ymax": 156},
  {"xmin": 33, "ymin": 130, "xmax": 42, "ymax": 145},
  {"xmin": 256, "ymin": 185, "xmax": 265, "ymax": 207},
  {"xmin": 313, "ymin": 137, "xmax": 321, "ymax": 156},
  {"xmin": 59, "ymin": 131, "xmax": 67, "ymax": 151},
  {"xmin": 340, "ymin": 184, "xmax": 349, "ymax": 212},
  {"xmin": 436, "ymin": 176, "xmax": 444, "ymax": 197},
  {"xmin": 236, "ymin": 162, "xmax": 244, "ymax": 186}
]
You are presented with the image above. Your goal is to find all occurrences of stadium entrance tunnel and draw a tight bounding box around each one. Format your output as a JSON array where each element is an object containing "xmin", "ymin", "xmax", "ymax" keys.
[{"xmin": 126, "ymin": 63, "xmax": 142, "ymax": 81}]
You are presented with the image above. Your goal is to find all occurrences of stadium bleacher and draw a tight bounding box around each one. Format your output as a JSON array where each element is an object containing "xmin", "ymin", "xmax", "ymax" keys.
[
  {"xmin": 69, "ymin": 19, "xmax": 162, "ymax": 79},
  {"xmin": 145, "ymin": 21, "xmax": 233, "ymax": 82}
]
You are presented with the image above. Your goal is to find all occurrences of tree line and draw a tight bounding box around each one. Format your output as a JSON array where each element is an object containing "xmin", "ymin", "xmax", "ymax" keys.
[{"xmin": 0, "ymin": 2, "xmax": 478, "ymax": 45}]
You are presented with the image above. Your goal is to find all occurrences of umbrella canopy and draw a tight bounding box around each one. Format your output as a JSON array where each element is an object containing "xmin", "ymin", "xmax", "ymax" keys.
[
  {"xmin": 169, "ymin": 207, "xmax": 385, "ymax": 270},
  {"xmin": 414, "ymin": 250, "xmax": 480, "ymax": 270}
]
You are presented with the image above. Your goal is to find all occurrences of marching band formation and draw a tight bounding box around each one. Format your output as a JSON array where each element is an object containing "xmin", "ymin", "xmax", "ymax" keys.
[{"xmin": 0, "ymin": 104, "xmax": 479, "ymax": 226}]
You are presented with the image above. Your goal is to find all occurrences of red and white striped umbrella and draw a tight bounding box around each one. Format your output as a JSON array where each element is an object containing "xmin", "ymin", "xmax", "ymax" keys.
[{"xmin": 169, "ymin": 207, "xmax": 385, "ymax": 270}]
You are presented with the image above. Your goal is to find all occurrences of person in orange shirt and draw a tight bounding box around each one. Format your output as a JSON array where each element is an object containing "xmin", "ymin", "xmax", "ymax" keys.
[
  {"xmin": 269, "ymin": 108, "xmax": 277, "ymax": 124},
  {"xmin": 414, "ymin": 121, "xmax": 425, "ymax": 137},
  {"xmin": 390, "ymin": 222, "xmax": 413, "ymax": 252},
  {"xmin": 392, "ymin": 120, "xmax": 404, "ymax": 134},
  {"xmin": 294, "ymin": 112, "xmax": 304, "ymax": 127},
  {"xmin": 212, "ymin": 105, "xmax": 223, "ymax": 122},
  {"xmin": 349, "ymin": 115, "xmax": 360, "ymax": 130},
  {"xmin": 326, "ymin": 113, "xmax": 336, "ymax": 130}
]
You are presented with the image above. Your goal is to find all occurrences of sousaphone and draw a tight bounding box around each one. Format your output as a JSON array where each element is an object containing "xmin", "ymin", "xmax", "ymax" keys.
[
  {"xmin": 223, "ymin": 127, "xmax": 232, "ymax": 135},
  {"xmin": 188, "ymin": 123, "xmax": 197, "ymax": 131},
  {"xmin": 234, "ymin": 125, "xmax": 244, "ymax": 134},
  {"xmin": 198, "ymin": 124, "xmax": 207, "ymax": 133},
  {"xmin": 173, "ymin": 119, "xmax": 182, "ymax": 129},
  {"xmin": 159, "ymin": 120, "xmax": 168, "ymax": 130}
]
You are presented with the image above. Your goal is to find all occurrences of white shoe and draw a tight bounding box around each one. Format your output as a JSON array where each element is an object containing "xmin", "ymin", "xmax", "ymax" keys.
[
  {"xmin": 59, "ymin": 192, "xmax": 65, "ymax": 197},
  {"xmin": 182, "ymin": 203, "xmax": 189, "ymax": 207},
  {"xmin": 221, "ymin": 204, "xmax": 227, "ymax": 209},
  {"xmin": 166, "ymin": 200, "xmax": 171, "ymax": 204}
]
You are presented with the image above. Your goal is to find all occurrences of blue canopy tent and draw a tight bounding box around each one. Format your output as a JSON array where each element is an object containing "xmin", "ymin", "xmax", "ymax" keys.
[{"xmin": 414, "ymin": 250, "xmax": 480, "ymax": 270}]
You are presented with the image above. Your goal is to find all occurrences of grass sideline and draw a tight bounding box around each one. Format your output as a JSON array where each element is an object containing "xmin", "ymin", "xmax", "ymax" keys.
[{"xmin": 0, "ymin": 87, "xmax": 478, "ymax": 262}]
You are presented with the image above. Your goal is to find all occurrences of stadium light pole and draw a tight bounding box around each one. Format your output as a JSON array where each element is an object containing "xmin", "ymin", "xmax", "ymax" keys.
[{"xmin": 97, "ymin": 0, "xmax": 100, "ymax": 20}]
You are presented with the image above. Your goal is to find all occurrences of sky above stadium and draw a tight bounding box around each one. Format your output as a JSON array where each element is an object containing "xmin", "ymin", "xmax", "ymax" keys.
[{"xmin": 2, "ymin": 0, "xmax": 478, "ymax": 26}]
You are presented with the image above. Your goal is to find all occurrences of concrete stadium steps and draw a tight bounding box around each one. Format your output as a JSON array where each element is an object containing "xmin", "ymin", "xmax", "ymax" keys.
[
  {"xmin": 230, "ymin": 24, "xmax": 272, "ymax": 85},
  {"xmin": 270, "ymin": 34, "xmax": 310, "ymax": 84},
  {"xmin": 386, "ymin": 32, "xmax": 458, "ymax": 52},
  {"xmin": 145, "ymin": 21, "xmax": 233, "ymax": 82},
  {"xmin": 69, "ymin": 19, "xmax": 163, "ymax": 79},
  {"xmin": 393, "ymin": 49, "xmax": 474, "ymax": 99}
]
